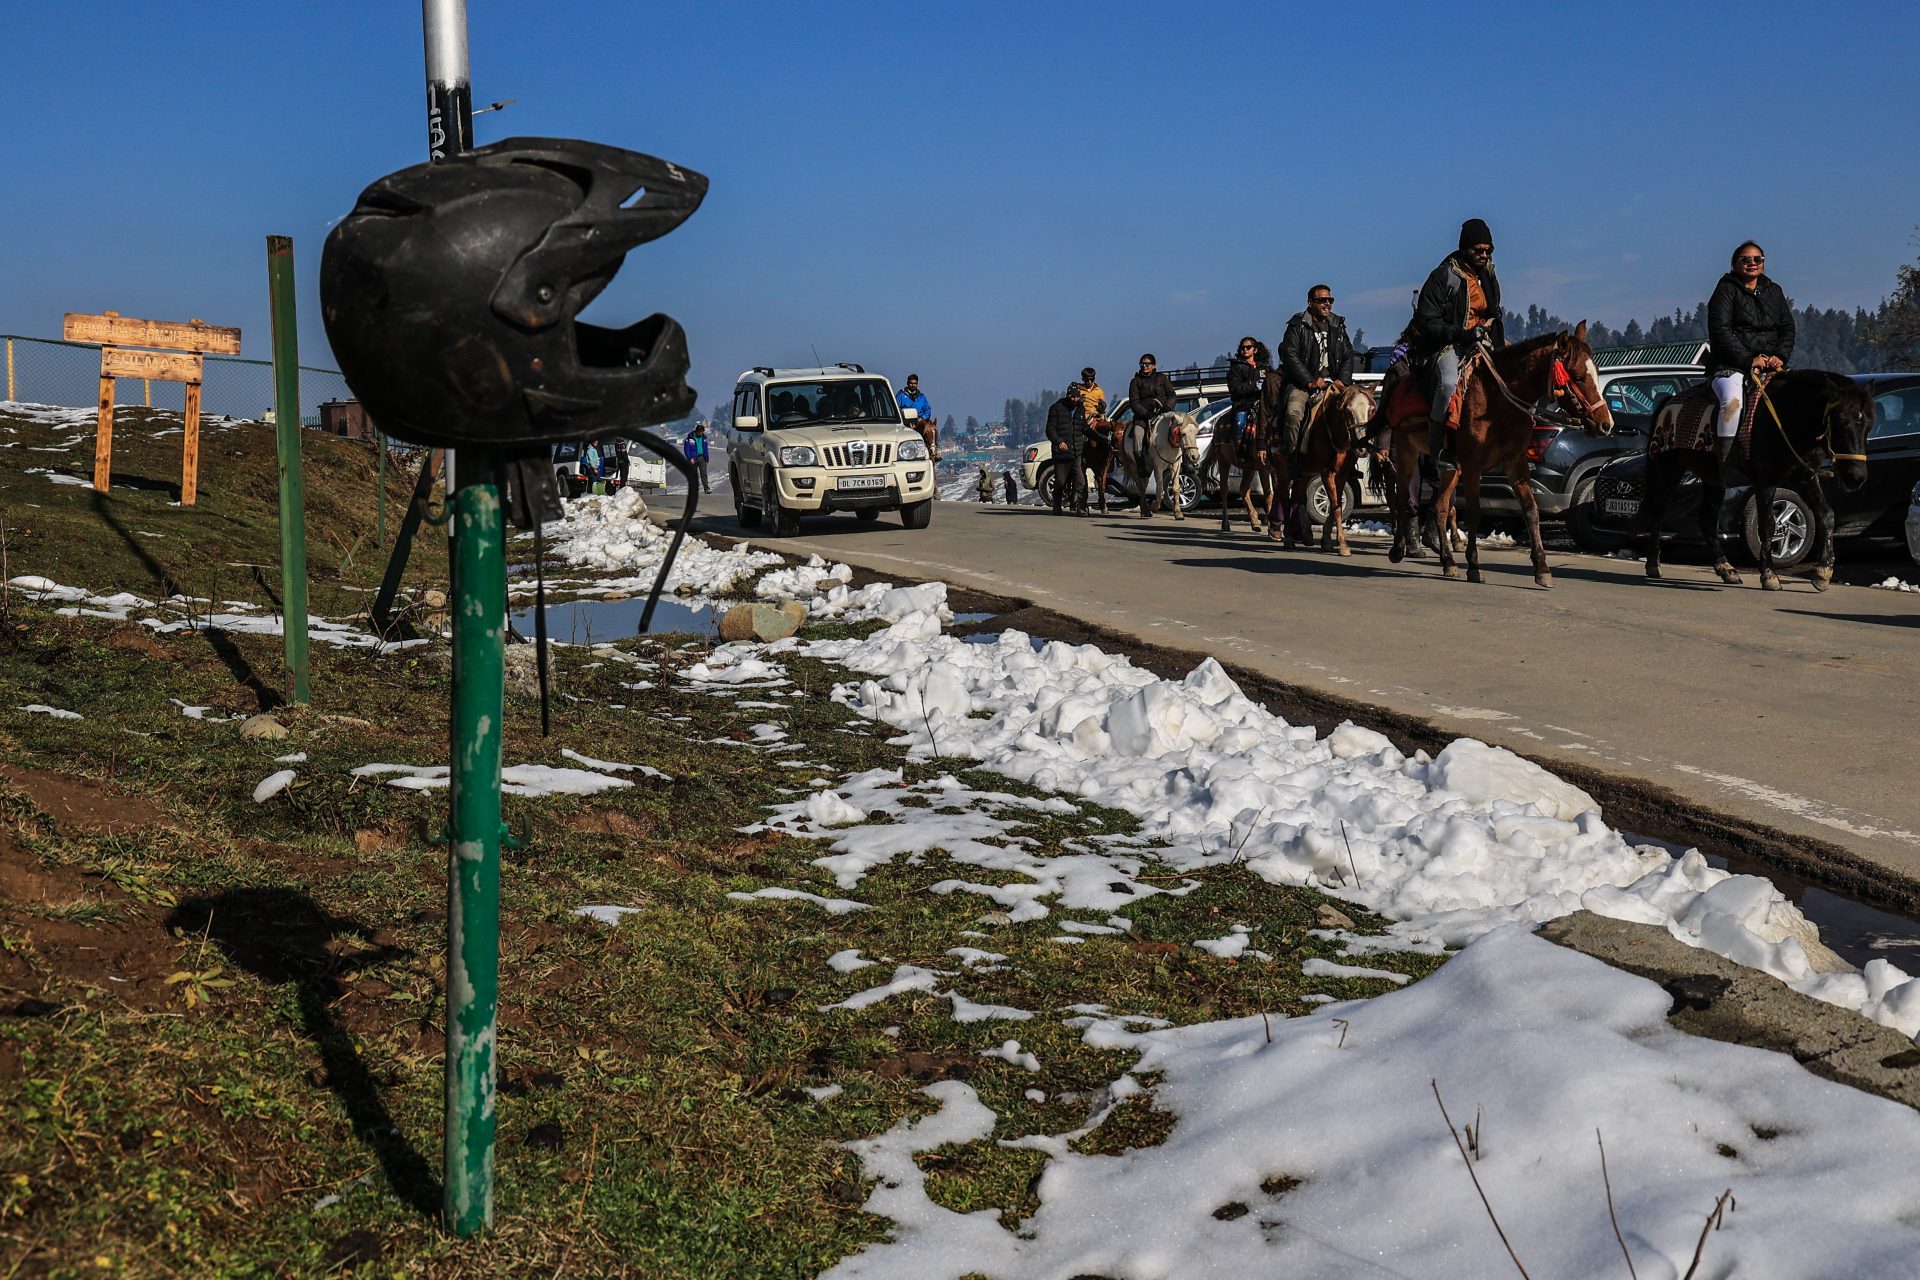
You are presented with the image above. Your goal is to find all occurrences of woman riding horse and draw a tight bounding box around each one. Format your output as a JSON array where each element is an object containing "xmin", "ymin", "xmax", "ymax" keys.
[
  {"xmin": 1380, "ymin": 324, "xmax": 1614, "ymax": 584},
  {"xmin": 1205, "ymin": 338, "xmax": 1289, "ymax": 535},
  {"xmin": 1641, "ymin": 369, "xmax": 1870, "ymax": 590}
]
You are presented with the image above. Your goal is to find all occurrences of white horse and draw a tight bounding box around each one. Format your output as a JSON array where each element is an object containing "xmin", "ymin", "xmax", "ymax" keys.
[{"xmin": 1122, "ymin": 411, "xmax": 1204, "ymax": 520}]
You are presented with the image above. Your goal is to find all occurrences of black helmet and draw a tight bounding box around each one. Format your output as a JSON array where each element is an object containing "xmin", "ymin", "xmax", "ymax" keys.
[{"xmin": 320, "ymin": 137, "xmax": 709, "ymax": 450}]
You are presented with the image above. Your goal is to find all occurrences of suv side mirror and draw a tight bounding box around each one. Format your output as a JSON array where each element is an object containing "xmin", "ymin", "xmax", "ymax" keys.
[
  {"xmin": 734, "ymin": 414, "xmax": 761, "ymax": 432},
  {"xmin": 901, "ymin": 407, "xmax": 919, "ymax": 421}
]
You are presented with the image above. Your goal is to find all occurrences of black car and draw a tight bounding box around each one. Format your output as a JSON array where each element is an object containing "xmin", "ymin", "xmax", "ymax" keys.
[
  {"xmin": 1587, "ymin": 373, "xmax": 1920, "ymax": 568},
  {"xmin": 1469, "ymin": 367, "xmax": 1704, "ymax": 550}
]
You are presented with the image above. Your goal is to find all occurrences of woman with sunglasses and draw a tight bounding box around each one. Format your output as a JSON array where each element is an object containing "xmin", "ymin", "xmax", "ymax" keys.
[
  {"xmin": 1227, "ymin": 336, "xmax": 1269, "ymax": 445},
  {"xmin": 1705, "ymin": 241, "xmax": 1795, "ymax": 477}
]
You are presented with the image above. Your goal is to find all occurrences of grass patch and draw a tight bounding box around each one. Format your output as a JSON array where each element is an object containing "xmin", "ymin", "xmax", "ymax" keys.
[{"xmin": 0, "ymin": 441, "xmax": 1444, "ymax": 1275}]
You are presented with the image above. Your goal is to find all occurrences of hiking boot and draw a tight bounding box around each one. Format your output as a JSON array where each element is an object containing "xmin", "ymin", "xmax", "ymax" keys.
[
  {"xmin": 1428, "ymin": 419, "xmax": 1456, "ymax": 472},
  {"xmin": 1712, "ymin": 434, "xmax": 1736, "ymax": 481}
]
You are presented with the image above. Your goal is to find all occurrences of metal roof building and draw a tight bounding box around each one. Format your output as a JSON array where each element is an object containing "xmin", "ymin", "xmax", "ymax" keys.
[{"xmin": 1593, "ymin": 340, "xmax": 1708, "ymax": 368}]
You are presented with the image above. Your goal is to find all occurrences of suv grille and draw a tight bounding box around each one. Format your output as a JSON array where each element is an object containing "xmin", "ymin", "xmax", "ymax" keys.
[
  {"xmin": 821, "ymin": 442, "xmax": 892, "ymax": 469},
  {"xmin": 1596, "ymin": 475, "xmax": 1643, "ymax": 503}
]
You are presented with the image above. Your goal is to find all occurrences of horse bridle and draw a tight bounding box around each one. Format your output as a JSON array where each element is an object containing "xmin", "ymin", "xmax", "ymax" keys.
[
  {"xmin": 1548, "ymin": 354, "xmax": 1603, "ymax": 426},
  {"xmin": 1756, "ymin": 381, "xmax": 1867, "ymax": 471}
]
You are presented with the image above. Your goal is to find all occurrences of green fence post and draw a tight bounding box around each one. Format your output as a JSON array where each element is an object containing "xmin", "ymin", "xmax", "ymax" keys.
[
  {"xmin": 266, "ymin": 236, "xmax": 310, "ymax": 704},
  {"xmin": 445, "ymin": 451, "xmax": 503, "ymax": 1236},
  {"xmin": 377, "ymin": 430, "xmax": 388, "ymax": 548}
]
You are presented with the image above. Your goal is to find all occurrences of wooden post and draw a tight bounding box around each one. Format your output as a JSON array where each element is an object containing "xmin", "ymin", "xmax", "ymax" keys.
[
  {"xmin": 5, "ymin": 338, "xmax": 13, "ymax": 402},
  {"xmin": 143, "ymin": 379, "xmax": 151, "ymax": 408},
  {"xmin": 181, "ymin": 381, "xmax": 202, "ymax": 505},
  {"xmin": 93, "ymin": 362, "xmax": 116, "ymax": 492}
]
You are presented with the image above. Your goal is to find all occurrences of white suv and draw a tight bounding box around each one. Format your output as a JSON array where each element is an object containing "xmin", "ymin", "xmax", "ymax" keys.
[{"xmin": 726, "ymin": 365, "xmax": 936, "ymax": 534}]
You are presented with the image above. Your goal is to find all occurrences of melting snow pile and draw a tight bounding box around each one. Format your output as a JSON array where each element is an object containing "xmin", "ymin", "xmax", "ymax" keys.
[
  {"xmin": 542, "ymin": 485, "xmax": 782, "ymax": 594},
  {"xmin": 824, "ymin": 928, "xmax": 1920, "ymax": 1280},
  {"xmin": 7, "ymin": 576, "xmax": 425, "ymax": 651},
  {"xmin": 795, "ymin": 609, "xmax": 1920, "ymax": 1038}
]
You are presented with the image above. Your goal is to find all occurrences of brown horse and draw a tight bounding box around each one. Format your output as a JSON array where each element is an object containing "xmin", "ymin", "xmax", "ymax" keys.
[
  {"xmin": 1379, "ymin": 324, "xmax": 1613, "ymax": 585},
  {"xmin": 1082, "ymin": 416, "xmax": 1126, "ymax": 516},
  {"xmin": 1203, "ymin": 387, "xmax": 1290, "ymax": 536},
  {"xmin": 1290, "ymin": 383, "xmax": 1375, "ymax": 555}
]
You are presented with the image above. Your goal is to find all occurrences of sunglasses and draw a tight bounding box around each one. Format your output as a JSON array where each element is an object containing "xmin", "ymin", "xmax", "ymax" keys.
[
  {"xmin": 1239, "ymin": 345, "xmax": 1257, "ymax": 352},
  {"xmin": 1736, "ymin": 255, "xmax": 1765, "ymax": 265},
  {"xmin": 1467, "ymin": 244, "xmax": 1493, "ymax": 254},
  {"xmin": 1311, "ymin": 296, "xmax": 1334, "ymax": 304},
  {"xmin": 1140, "ymin": 360, "xmax": 1155, "ymax": 367}
]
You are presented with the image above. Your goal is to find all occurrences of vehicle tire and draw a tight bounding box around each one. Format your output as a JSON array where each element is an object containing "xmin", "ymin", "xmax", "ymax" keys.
[
  {"xmin": 733, "ymin": 468, "xmax": 762, "ymax": 529},
  {"xmin": 1036, "ymin": 465, "xmax": 1056, "ymax": 510},
  {"xmin": 900, "ymin": 499, "xmax": 933, "ymax": 530},
  {"xmin": 765, "ymin": 468, "xmax": 800, "ymax": 537},
  {"xmin": 1300, "ymin": 476, "xmax": 1331, "ymax": 528},
  {"xmin": 1566, "ymin": 476, "xmax": 1626, "ymax": 552},
  {"xmin": 1742, "ymin": 489, "xmax": 1813, "ymax": 569},
  {"xmin": 855, "ymin": 508, "xmax": 880, "ymax": 523}
]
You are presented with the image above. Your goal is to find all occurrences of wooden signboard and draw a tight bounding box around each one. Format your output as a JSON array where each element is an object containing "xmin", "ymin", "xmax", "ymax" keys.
[{"xmin": 63, "ymin": 310, "xmax": 242, "ymax": 505}]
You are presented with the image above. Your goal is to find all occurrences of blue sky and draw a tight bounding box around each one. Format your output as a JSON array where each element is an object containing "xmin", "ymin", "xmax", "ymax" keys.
[{"xmin": 4, "ymin": 1, "xmax": 1917, "ymax": 427}]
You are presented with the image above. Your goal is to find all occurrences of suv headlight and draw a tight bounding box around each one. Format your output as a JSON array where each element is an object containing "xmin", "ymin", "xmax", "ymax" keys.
[
  {"xmin": 1024, "ymin": 445, "xmax": 1039, "ymax": 462},
  {"xmin": 776, "ymin": 445, "xmax": 817, "ymax": 467},
  {"xmin": 897, "ymin": 437, "xmax": 929, "ymax": 462}
]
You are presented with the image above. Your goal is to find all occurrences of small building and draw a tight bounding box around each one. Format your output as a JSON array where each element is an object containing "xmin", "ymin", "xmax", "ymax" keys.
[{"xmin": 318, "ymin": 398, "xmax": 376, "ymax": 441}]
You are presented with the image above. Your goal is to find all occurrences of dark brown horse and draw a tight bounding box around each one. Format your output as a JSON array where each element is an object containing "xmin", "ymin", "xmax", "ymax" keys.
[
  {"xmin": 1379, "ymin": 325, "xmax": 1613, "ymax": 585},
  {"xmin": 1641, "ymin": 370, "xmax": 1870, "ymax": 590},
  {"xmin": 1082, "ymin": 416, "xmax": 1126, "ymax": 515},
  {"xmin": 1203, "ymin": 382, "xmax": 1290, "ymax": 536},
  {"xmin": 1290, "ymin": 382, "xmax": 1375, "ymax": 555}
]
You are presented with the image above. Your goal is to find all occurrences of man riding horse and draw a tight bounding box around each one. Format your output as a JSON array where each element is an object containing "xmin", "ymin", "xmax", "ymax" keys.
[
  {"xmin": 1414, "ymin": 218, "xmax": 1506, "ymax": 470},
  {"xmin": 1279, "ymin": 284, "xmax": 1356, "ymax": 465}
]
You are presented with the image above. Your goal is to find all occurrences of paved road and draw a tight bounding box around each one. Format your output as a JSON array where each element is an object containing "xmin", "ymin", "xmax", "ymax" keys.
[{"xmin": 693, "ymin": 498, "xmax": 1920, "ymax": 880}]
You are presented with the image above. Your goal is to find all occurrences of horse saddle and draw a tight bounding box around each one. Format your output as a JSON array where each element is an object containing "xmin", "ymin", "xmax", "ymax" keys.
[{"xmin": 1651, "ymin": 381, "xmax": 1760, "ymax": 458}]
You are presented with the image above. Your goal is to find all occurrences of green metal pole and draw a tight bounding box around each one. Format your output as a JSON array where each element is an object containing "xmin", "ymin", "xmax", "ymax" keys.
[
  {"xmin": 377, "ymin": 430, "xmax": 388, "ymax": 548},
  {"xmin": 445, "ymin": 451, "xmax": 503, "ymax": 1236},
  {"xmin": 266, "ymin": 235, "xmax": 311, "ymax": 704}
]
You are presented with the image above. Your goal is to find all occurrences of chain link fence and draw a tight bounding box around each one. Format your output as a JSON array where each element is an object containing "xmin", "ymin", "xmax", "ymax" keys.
[{"xmin": 2, "ymin": 333, "xmax": 352, "ymax": 425}]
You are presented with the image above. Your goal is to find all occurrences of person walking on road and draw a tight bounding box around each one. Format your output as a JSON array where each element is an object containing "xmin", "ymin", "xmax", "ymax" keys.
[
  {"xmin": 977, "ymin": 464, "xmax": 995, "ymax": 503},
  {"xmin": 1003, "ymin": 469, "xmax": 1018, "ymax": 504},
  {"xmin": 1046, "ymin": 383, "xmax": 1090, "ymax": 515},
  {"xmin": 683, "ymin": 422, "xmax": 712, "ymax": 493},
  {"xmin": 1411, "ymin": 218, "xmax": 1505, "ymax": 470},
  {"xmin": 1279, "ymin": 285, "xmax": 1355, "ymax": 463},
  {"xmin": 612, "ymin": 436, "xmax": 631, "ymax": 488},
  {"xmin": 1705, "ymin": 240, "xmax": 1795, "ymax": 481}
]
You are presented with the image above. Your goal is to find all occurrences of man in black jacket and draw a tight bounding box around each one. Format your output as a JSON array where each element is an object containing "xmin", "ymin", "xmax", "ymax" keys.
[
  {"xmin": 1045, "ymin": 383, "xmax": 1089, "ymax": 515},
  {"xmin": 1412, "ymin": 218, "xmax": 1504, "ymax": 468},
  {"xmin": 1279, "ymin": 285, "xmax": 1355, "ymax": 461},
  {"xmin": 1128, "ymin": 353, "xmax": 1177, "ymax": 502}
]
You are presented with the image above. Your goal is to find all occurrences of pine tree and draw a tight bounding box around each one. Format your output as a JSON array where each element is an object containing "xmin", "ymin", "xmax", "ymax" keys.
[{"xmin": 1864, "ymin": 241, "xmax": 1920, "ymax": 367}]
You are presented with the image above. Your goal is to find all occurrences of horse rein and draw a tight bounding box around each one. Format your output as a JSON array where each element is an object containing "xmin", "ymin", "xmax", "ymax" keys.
[{"xmin": 1754, "ymin": 381, "xmax": 1866, "ymax": 472}]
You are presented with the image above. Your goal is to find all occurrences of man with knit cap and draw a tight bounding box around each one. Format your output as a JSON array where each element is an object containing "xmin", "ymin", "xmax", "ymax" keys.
[{"xmin": 1411, "ymin": 217, "xmax": 1505, "ymax": 468}]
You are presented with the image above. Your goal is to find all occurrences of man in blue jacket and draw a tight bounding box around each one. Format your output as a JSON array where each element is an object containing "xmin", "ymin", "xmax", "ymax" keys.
[{"xmin": 897, "ymin": 373, "xmax": 937, "ymax": 459}]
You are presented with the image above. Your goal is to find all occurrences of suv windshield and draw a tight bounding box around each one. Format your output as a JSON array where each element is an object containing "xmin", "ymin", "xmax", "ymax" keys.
[{"xmin": 766, "ymin": 379, "xmax": 902, "ymax": 428}]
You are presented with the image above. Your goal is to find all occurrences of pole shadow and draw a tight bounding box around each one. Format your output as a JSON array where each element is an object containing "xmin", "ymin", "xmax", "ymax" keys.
[{"xmin": 168, "ymin": 887, "xmax": 440, "ymax": 1217}]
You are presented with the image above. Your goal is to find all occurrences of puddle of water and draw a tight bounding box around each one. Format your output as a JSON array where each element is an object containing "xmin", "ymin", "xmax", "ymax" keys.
[
  {"xmin": 1629, "ymin": 832, "xmax": 1920, "ymax": 973},
  {"xmin": 960, "ymin": 629, "xmax": 1046, "ymax": 652},
  {"xmin": 953, "ymin": 612, "xmax": 997, "ymax": 625},
  {"xmin": 512, "ymin": 595, "xmax": 719, "ymax": 643}
]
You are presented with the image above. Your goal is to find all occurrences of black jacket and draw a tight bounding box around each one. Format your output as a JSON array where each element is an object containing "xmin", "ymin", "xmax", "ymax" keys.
[
  {"xmin": 1279, "ymin": 312, "xmax": 1355, "ymax": 390},
  {"xmin": 1706, "ymin": 273, "xmax": 1795, "ymax": 374},
  {"xmin": 1227, "ymin": 360, "xmax": 1264, "ymax": 415},
  {"xmin": 1412, "ymin": 254, "xmax": 1504, "ymax": 355},
  {"xmin": 1127, "ymin": 370, "xmax": 1177, "ymax": 421},
  {"xmin": 1044, "ymin": 393, "xmax": 1084, "ymax": 448}
]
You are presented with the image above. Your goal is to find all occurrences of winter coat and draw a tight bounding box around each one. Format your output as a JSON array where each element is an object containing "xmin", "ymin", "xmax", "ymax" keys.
[
  {"xmin": 1227, "ymin": 360, "xmax": 1264, "ymax": 417},
  {"xmin": 896, "ymin": 387, "xmax": 932, "ymax": 421},
  {"xmin": 1706, "ymin": 273, "xmax": 1795, "ymax": 374},
  {"xmin": 1412, "ymin": 254, "xmax": 1505, "ymax": 355},
  {"xmin": 682, "ymin": 433, "xmax": 707, "ymax": 461},
  {"xmin": 1127, "ymin": 370, "xmax": 1177, "ymax": 421},
  {"xmin": 1081, "ymin": 382, "xmax": 1107, "ymax": 422},
  {"xmin": 1044, "ymin": 394, "xmax": 1085, "ymax": 449},
  {"xmin": 1279, "ymin": 312, "xmax": 1355, "ymax": 390}
]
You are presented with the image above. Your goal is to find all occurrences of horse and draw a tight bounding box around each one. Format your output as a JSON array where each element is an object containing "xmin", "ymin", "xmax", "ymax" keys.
[
  {"xmin": 1082, "ymin": 416, "xmax": 1127, "ymax": 516},
  {"xmin": 1378, "ymin": 324, "xmax": 1613, "ymax": 585},
  {"xmin": 1290, "ymin": 383, "xmax": 1375, "ymax": 555},
  {"xmin": 1203, "ymin": 390, "xmax": 1290, "ymax": 537},
  {"xmin": 1122, "ymin": 410, "xmax": 1204, "ymax": 520},
  {"xmin": 1640, "ymin": 370, "xmax": 1870, "ymax": 590}
]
